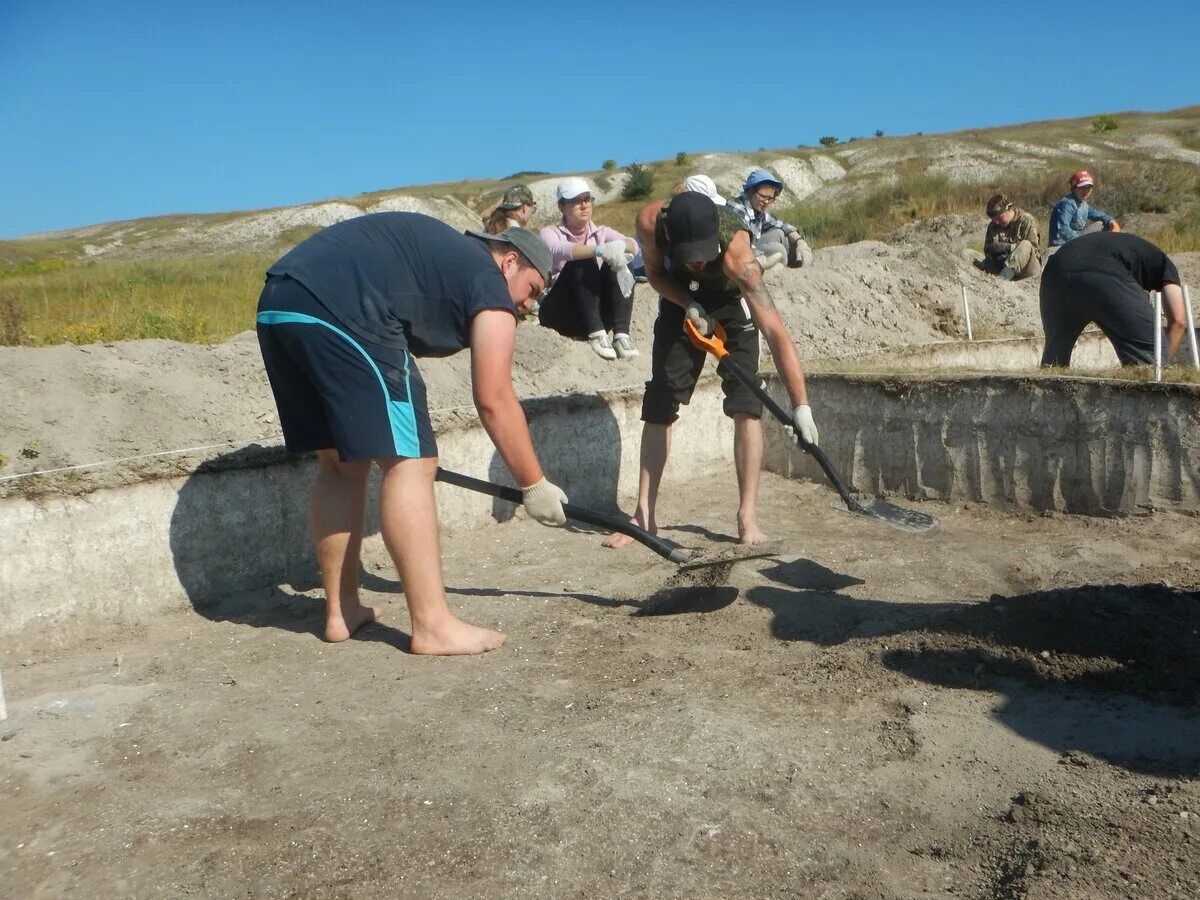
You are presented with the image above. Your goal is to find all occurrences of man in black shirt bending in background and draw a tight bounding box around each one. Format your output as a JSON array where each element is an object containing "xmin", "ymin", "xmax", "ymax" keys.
[{"xmin": 1039, "ymin": 231, "xmax": 1188, "ymax": 367}]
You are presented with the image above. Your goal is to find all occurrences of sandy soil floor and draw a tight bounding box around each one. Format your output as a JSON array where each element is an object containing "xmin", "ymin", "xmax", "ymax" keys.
[{"xmin": 3, "ymin": 472, "xmax": 1199, "ymax": 899}]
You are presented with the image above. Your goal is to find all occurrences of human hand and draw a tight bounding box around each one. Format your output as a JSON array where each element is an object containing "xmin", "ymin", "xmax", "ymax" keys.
[
  {"xmin": 791, "ymin": 404, "xmax": 818, "ymax": 445},
  {"xmin": 521, "ymin": 476, "xmax": 568, "ymax": 526},
  {"xmin": 1106, "ymin": 220, "xmax": 1121, "ymax": 232},
  {"xmin": 684, "ymin": 301, "xmax": 715, "ymax": 337},
  {"xmin": 599, "ymin": 241, "xmax": 631, "ymax": 270},
  {"xmin": 787, "ymin": 240, "xmax": 816, "ymax": 267}
]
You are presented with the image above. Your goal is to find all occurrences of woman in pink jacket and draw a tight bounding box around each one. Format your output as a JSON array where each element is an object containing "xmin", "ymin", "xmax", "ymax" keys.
[{"xmin": 538, "ymin": 177, "xmax": 640, "ymax": 360}]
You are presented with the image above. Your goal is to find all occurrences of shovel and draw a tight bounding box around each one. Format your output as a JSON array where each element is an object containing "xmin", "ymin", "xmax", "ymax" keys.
[
  {"xmin": 684, "ymin": 320, "xmax": 939, "ymax": 534},
  {"xmin": 436, "ymin": 467, "xmax": 785, "ymax": 571}
]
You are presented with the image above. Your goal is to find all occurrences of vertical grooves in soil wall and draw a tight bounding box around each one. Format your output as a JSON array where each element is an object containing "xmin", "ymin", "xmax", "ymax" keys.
[{"xmin": 769, "ymin": 375, "xmax": 1200, "ymax": 516}]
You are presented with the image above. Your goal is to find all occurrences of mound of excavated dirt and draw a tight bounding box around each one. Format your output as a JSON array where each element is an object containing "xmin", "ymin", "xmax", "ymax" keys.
[{"xmin": 2, "ymin": 238, "xmax": 1197, "ymax": 489}]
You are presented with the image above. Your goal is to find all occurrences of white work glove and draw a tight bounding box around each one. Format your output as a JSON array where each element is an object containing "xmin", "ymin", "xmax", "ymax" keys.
[
  {"xmin": 787, "ymin": 237, "xmax": 813, "ymax": 269},
  {"xmin": 598, "ymin": 241, "xmax": 631, "ymax": 271},
  {"xmin": 684, "ymin": 301, "xmax": 715, "ymax": 337},
  {"xmin": 791, "ymin": 404, "xmax": 819, "ymax": 446},
  {"xmin": 615, "ymin": 267, "xmax": 636, "ymax": 299},
  {"xmin": 521, "ymin": 476, "xmax": 568, "ymax": 526}
]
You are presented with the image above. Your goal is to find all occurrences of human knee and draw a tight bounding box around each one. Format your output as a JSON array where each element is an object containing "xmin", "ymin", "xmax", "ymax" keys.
[
  {"xmin": 641, "ymin": 385, "xmax": 681, "ymax": 425},
  {"xmin": 723, "ymin": 394, "xmax": 763, "ymax": 420}
]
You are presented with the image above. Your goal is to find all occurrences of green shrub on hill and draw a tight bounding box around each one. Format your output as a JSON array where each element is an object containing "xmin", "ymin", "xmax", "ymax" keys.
[{"xmin": 621, "ymin": 163, "xmax": 654, "ymax": 201}]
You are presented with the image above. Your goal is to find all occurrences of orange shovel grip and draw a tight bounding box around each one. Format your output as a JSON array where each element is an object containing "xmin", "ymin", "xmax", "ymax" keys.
[{"xmin": 683, "ymin": 317, "xmax": 729, "ymax": 358}]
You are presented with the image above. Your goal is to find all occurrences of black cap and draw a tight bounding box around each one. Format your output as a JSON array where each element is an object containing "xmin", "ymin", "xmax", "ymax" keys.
[{"xmin": 665, "ymin": 192, "xmax": 720, "ymax": 263}]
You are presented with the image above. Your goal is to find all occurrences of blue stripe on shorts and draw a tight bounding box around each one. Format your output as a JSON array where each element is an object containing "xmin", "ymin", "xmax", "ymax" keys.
[{"xmin": 256, "ymin": 310, "xmax": 420, "ymax": 458}]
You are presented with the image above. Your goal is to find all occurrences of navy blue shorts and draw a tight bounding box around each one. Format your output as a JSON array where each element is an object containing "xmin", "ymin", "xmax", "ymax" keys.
[{"xmin": 256, "ymin": 275, "xmax": 437, "ymax": 461}]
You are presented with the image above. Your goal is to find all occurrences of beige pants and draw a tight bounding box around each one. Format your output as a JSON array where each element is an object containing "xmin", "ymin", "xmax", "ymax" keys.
[
  {"xmin": 985, "ymin": 240, "xmax": 1041, "ymax": 280},
  {"xmin": 1006, "ymin": 240, "xmax": 1042, "ymax": 280}
]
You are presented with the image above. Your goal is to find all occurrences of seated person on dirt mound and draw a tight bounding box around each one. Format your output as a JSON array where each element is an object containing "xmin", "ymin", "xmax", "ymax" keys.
[
  {"xmin": 726, "ymin": 168, "xmax": 813, "ymax": 271},
  {"xmin": 973, "ymin": 193, "xmax": 1042, "ymax": 281},
  {"xmin": 603, "ymin": 191, "xmax": 819, "ymax": 550},
  {"xmin": 682, "ymin": 173, "xmax": 726, "ymax": 206},
  {"xmin": 1049, "ymin": 170, "xmax": 1120, "ymax": 246},
  {"xmin": 537, "ymin": 177, "xmax": 640, "ymax": 361},
  {"xmin": 482, "ymin": 184, "xmax": 537, "ymax": 235},
  {"xmin": 1039, "ymin": 231, "xmax": 1187, "ymax": 367},
  {"xmin": 257, "ymin": 213, "xmax": 568, "ymax": 655}
]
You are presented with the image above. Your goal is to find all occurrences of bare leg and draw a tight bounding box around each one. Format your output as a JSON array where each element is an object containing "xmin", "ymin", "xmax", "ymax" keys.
[
  {"xmin": 603, "ymin": 422, "xmax": 670, "ymax": 549},
  {"xmin": 377, "ymin": 457, "xmax": 505, "ymax": 655},
  {"xmin": 733, "ymin": 414, "xmax": 769, "ymax": 545},
  {"xmin": 309, "ymin": 449, "xmax": 379, "ymax": 642}
]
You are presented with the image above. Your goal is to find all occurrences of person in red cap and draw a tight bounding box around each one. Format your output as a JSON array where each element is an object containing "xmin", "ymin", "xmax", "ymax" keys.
[
  {"xmin": 1049, "ymin": 170, "xmax": 1119, "ymax": 246},
  {"xmin": 602, "ymin": 191, "xmax": 818, "ymax": 549}
]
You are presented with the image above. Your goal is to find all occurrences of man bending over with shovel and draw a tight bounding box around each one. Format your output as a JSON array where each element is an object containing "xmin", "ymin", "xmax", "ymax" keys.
[
  {"xmin": 604, "ymin": 192, "xmax": 819, "ymax": 549},
  {"xmin": 257, "ymin": 213, "xmax": 568, "ymax": 654}
]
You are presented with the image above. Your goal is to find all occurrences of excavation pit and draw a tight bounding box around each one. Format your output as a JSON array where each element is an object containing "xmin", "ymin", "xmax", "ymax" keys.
[{"xmin": 2, "ymin": 372, "xmax": 1198, "ymax": 898}]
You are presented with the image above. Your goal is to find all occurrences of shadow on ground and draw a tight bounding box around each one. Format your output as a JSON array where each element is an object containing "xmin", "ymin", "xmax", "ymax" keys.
[{"xmin": 747, "ymin": 577, "xmax": 1200, "ymax": 775}]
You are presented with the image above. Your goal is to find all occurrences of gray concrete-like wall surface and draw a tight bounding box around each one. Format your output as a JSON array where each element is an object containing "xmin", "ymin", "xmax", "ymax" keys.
[
  {"xmin": 765, "ymin": 374, "xmax": 1200, "ymax": 516},
  {"xmin": 0, "ymin": 385, "xmax": 735, "ymax": 651},
  {"xmin": 817, "ymin": 330, "xmax": 1200, "ymax": 373},
  {"xmin": 816, "ymin": 332, "xmax": 1119, "ymax": 371},
  {"xmin": 4, "ymin": 373, "xmax": 1198, "ymax": 657}
]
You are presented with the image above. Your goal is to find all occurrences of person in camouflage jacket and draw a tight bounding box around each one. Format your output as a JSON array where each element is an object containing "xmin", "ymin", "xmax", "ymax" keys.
[{"xmin": 975, "ymin": 193, "xmax": 1042, "ymax": 281}]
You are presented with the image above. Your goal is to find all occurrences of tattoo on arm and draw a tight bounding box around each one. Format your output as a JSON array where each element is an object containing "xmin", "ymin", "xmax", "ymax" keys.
[{"xmin": 738, "ymin": 261, "xmax": 777, "ymax": 311}]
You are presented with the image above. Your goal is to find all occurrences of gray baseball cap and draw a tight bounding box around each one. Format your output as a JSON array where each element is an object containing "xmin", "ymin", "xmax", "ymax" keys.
[{"xmin": 465, "ymin": 226, "xmax": 552, "ymax": 282}]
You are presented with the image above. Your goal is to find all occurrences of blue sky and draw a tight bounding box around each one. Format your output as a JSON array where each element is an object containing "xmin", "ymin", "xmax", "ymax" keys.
[{"xmin": 2, "ymin": 0, "xmax": 1197, "ymax": 239}]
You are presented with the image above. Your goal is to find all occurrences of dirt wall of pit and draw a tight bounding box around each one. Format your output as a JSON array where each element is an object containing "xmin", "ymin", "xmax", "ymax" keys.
[
  {"xmin": 0, "ymin": 387, "xmax": 733, "ymax": 652},
  {"xmin": 817, "ymin": 332, "xmax": 1121, "ymax": 371},
  {"xmin": 766, "ymin": 374, "xmax": 1200, "ymax": 517},
  {"xmin": 3, "ymin": 375, "xmax": 1198, "ymax": 654}
]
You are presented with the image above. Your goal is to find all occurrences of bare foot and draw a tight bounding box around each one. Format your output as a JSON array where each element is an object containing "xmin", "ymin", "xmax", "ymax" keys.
[
  {"xmin": 737, "ymin": 520, "xmax": 770, "ymax": 546},
  {"xmin": 324, "ymin": 603, "xmax": 379, "ymax": 643},
  {"xmin": 602, "ymin": 514, "xmax": 654, "ymax": 549},
  {"xmin": 410, "ymin": 616, "xmax": 507, "ymax": 656}
]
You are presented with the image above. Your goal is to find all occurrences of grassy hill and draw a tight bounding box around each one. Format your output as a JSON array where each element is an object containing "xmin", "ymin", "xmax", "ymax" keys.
[{"xmin": 2, "ymin": 105, "xmax": 1198, "ymax": 346}]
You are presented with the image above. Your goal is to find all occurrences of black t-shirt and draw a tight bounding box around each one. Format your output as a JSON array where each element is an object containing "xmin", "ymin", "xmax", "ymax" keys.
[
  {"xmin": 267, "ymin": 212, "xmax": 515, "ymax": 357},
  {"xmin": 1045, "ymin": 231, "xmax": 1180, "ymax": 291}
]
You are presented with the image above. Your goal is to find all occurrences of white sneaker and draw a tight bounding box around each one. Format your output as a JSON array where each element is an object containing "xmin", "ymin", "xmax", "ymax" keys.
[
  {"xmin": 588, "ymin": 332, "xmax": 617, "ymax": 360},
  {"xmin": 613, "ymin": 333, "xmax": 639, "ymax": 359},
  {"xmin": 756, "ymin": 251, "xmax": 784, "ymax": 271}
]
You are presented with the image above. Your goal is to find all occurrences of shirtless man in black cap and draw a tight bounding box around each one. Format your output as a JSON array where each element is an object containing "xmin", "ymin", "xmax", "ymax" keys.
[{"xmin": 604, "ymin": 192, "xmax": 818, "ymax": 548}]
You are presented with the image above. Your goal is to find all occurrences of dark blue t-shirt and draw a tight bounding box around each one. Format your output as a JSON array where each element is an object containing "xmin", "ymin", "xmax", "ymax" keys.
[{"xmin": 267, "ymin": 212, "xmax": 515, "ymax": 357}]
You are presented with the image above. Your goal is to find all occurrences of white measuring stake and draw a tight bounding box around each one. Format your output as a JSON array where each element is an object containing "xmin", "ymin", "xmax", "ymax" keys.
[
  {"xmin": 961, "ymin": 284, "xmax": 973, "ymax": 341},
  {"xmin": 1183, "ymin": 284, "xmax": 1199, "ymax": 368},
  {"xmin": 1154, "ymin": 291, "xmax": 1162, "ymax": 382}
]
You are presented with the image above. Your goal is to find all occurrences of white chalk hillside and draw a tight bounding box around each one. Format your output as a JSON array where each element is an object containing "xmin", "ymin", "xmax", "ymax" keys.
[{"xmin": 16, "ymin": 107, "xmax": 1199, "ymax": 260}]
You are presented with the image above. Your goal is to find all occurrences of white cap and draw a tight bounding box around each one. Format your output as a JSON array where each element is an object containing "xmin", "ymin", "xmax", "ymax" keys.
[
  {"xmin": 556, "ymin": 177, "xmax": 592, "ymax": 201},
  {"xmin": 683, "ymin": 175, "xmax": 725, "ymax": 206}
]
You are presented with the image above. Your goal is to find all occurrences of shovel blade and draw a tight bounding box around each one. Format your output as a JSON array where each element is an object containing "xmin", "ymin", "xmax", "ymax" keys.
[
  {"xmin": 676, "ymin": 539, "xmax": 787, "ymax": 571},
  {"xmin": 835, "ymin": 496, "xmax": 940, "ymax": 534}
]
